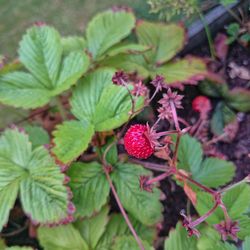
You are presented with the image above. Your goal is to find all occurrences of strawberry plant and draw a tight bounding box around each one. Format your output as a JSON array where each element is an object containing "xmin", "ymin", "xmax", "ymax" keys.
[{"xmin": 0, "ymin": 6, "xmax": 249, "ymax": 250}]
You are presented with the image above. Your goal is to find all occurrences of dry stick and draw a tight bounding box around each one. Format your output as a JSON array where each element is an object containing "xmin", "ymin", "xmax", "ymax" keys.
[
  {"xmin": 0, "ymin": 220, "xmax": 29, "ymax": 237},
  {"xmin": 103, "ymin": 166, "xmax": 145, "ymax": 250}
]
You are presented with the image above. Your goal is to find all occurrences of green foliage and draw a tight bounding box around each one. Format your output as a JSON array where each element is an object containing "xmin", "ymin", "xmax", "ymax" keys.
[
  {"xmin": 70, "ymin": 68, "xmax": 144, "ymax": 131},
  {"xmin": 38, "ymin": 224, "xmax": 89, "ymax": 250},
  {"xmin": 0, "ymin": 25, "xmax": 89, "ymax": 109},
  {"xmin": 226, "ymin": 23, "xmax": 240, "ymax": 44},
  {"xmin": 100, "ymin": 20, "xmax": 207, "ymax": 85},
  {"xmin": 164, "ymin": 222, "xmax": 237, "ymax": 250},
  {"xmin": 175, "ymin": 134, "xmax": 235, "ymax": 188},
  {"xmin": 52, "ymin": 120, "xmax": 94, "ymax": 164},
  {"xmin": 24, "ymin": 125, "xmax": 50, "ymax": 148},
  {"xmin": 211, "ymin": 102, "xmax": 236, "ymax": 136},
  {"xmin": 243, "ymin": 236, "xmax": 250, "ymax": 250},
  {"xmin": 0, "ymin": 128, "xmax": 68, "ymax": 231},
  {"xmin": 112, "ymin": 236, "xmax": 153, "ymax": 250},
  {"xmin": 86, "ymin": 10, "xmax": 136, "ymax": 59},
  {"xmin": 67, "ymin": 162, "xmax": 110, "ymax": 218},
  {"xmin": 195, "ymin": 183, "xmax": 250, "ymax": 239},
  {"xmin": 112, "ymin": 163, "xmax": 163, "ymax": 225},
  {"xmin": 38, "ymin": 207, "xmax": 155, "ymax": 250},
  {"xmin": 74, "ymin": 206, "xmax": 109, "ymax": 249},
  {"xmin": 97, "ymin": 213, "xmax": 156, "ymax": 249},
  {"xmin": 164, "ymin": 221, "xmax": 198, "ymax": 250}
]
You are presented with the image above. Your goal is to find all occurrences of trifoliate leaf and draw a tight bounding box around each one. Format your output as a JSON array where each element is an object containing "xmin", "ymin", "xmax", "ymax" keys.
[
  {"xmin": 52, "ymin": 120, "xmax": 94, "ymax": 164},
  {"xmin": 67, "ymin": 162, "xmax": 110, "ymax": 218},
  {"xmin": 112, "ymin": 163, "xmax": 163, "ymax": 225},
  {"xmin": 86, "ymin": 10, "xmax": 135, "ymax": 59},
  {"xmin": 175, "ymin": 134, "xmax": 235, "ymax": 188},
  {"xmin": 0, "ymin": 26, "xmax": 89, "ymax": 109},
  {"xmin": 0, "ymin": 128, "xmax": 68, "ymax": 230},
  {"xmin": 38, "ymin": 224, "xmax": 88, "ymax": 250}
]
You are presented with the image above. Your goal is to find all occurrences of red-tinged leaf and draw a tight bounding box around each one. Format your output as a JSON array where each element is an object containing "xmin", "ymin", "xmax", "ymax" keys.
[
  {"xmin": 184, "ymin": 182, "xmax": 197, "ymax": 206},
  {"xmin": 155, "ymin": 57, "xmax": 207, "ymax": 85},
  {"xmin": 214, "ymin": 33, "xmax": 229, "ymax": 61}
]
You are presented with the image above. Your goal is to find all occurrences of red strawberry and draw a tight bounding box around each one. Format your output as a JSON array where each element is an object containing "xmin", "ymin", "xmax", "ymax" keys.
[
  {"xmin": 124, "ymin": 124, "xmax": 154, "ymax": 159},
  {"xmin": 192, "ymin": 96, "xmax": 211, "ymax": 118}
]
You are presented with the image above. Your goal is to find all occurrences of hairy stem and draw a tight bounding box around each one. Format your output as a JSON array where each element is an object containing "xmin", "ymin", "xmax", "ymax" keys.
[
  {"xmin": 189, "ymin": 202, "xmax": 219, "ymax": 227},
  {"xmin": 55, "ymin": 96, "xmax": 67, "ymax": 121},
  {"xmin": 103, "ymin": 166, "xmax": 145, "ymax": 250}
]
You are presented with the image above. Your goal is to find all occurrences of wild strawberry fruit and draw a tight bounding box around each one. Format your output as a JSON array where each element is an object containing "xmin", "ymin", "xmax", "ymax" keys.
[
  {"xmin": 124, "ymin": 124, "xmax": 154, "ymax": 159},
  {"xmin": 192, "ymin": 96, "xmax": 211, "ymax": 118}
]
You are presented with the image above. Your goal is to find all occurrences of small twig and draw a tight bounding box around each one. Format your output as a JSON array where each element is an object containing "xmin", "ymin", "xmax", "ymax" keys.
[{"xmin": 129, "ymin": 159, "xmax": 167, "ymax": 172}]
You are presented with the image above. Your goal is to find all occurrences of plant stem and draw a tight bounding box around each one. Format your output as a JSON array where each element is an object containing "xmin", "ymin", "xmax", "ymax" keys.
[
  {"xmin": 55, "ymin": 96, "xmax": 67, "ymax": 120},
  {"xmin": 196, "ymin": 7, "xmax": 216, "ymax": 59},
  {"xmin": 129, "ymin": 159, "xmax": 167, "ymax": 172},
  {"xmin": 189, "ymin": 202, "xmax": 219, "ymax": 227},
  {"xmin": 147, "ymin": 169, "xmax": 174, "ymax": 185},
  {"xmin": 219, "ymin": 177, "xmax": 249, "ymax": 194},
  {"xmin": 103, "ymin": 166, "xmax": 145, "ymax": 250},
  {"xmin": 177, "ymin": 170, "xmax": 216, "ymax": 195}
]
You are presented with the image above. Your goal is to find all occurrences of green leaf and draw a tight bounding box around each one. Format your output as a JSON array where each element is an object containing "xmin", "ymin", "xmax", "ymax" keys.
[
  {"xmin": 0, "ymin": 128, "xmax": 68, "ymax": 230},
  {"xmin": 0, "ymin": 72, "xmax": 51, "ymax": 108},
  {"xmin": 74, "ymin": 206, "xmax": 109, "ymax": 249},
  {"xmin": 175, "ymin": 134, "xmax": 235, "ymax": 188},
  {"xmin": 155, "ymin": 57, "xmax": 207, "ymax": 85},
  {"xmin": 195, "ymin": 183, "xmax": 250, "ymax": 224},
  {"xmin": 197, "ymin": 226, "xmax": 237, "ymax": 250},
  {"xmin": 136, "ymin": 21, "xmax": 185, "ymax": 65},
  {"xmin": 0, "ymin": 239, "xmax": 5, "ymax": 249},
  {"xmin": 112, "ymin": 163, "xmax": 163, "ymax": 225},
  {"xmin": 199, "ymin": 80, "xmax": 229, "ymax": 98},
  {"xmin": 175, "ymin": 134, "xmax": 203, "ymax": 174},
  {"xmin": 24, "ymin": 125, "xmax": 50, "ymax": 148},
  {"xmin": 112, "ymin": 236, "xmax": 153, "ymax": 250},
  {"xmin": 86, "ymin": 10, "xmax": 135, "ymax": 59},
  {"xmin": 224, "ymin": 88, "xmax": 250, "ymax": 112},
  {"xmin": 243, "ymin": 236, "xmax": 250, "ymax": 250},
  {"xmin": 61, "ymin": 36, "xmax": 86, "ymax": 55},
  {"xmin": 97, "ymin": 213, "xmax": 156, "ymax": 250},
  {"xmin": 52, "ymin": 120, "xmax": 94, "ymax": 164},
  {"xmin": 240, "ymin": 33, "xmax": 250, "ymax": 42},
  {"xmin": 194, "ymin": 158, "xmax": 235, "ymax": 188},
  {"xmin": 103, "ymin": 43, "xmax": 150, "ymax": 58},
  {"xmin": 19, "ymin": 146, "xmax": 68, "ymax": 224},
  {"xmin": 100, "ymin": 54, "xmax": 149, "ymax": 79},
  {"xmin": 211, "ymin": 102, "xmax": 236, "ymax": 136},
  {"xmin": 67, "ymin": 162, "xmax": 110, "ymax": 218},
  {"xmin": 164, "ymin": 221, "xmax": 198, "ymax": 250},
  {"xmin": 70, "ymin": 68, "xmax": 144, "ymax": 131},
  {"xmin": 38, "ymin": 224, "xmax": 88, "ymax": 250},
  {"xmin": 0, "ymin": 26, "xmax": 89, "ymax": 109},
  {"xmin": 238, "ymin": 216, "xmax": 250, "ymax": 239}
]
